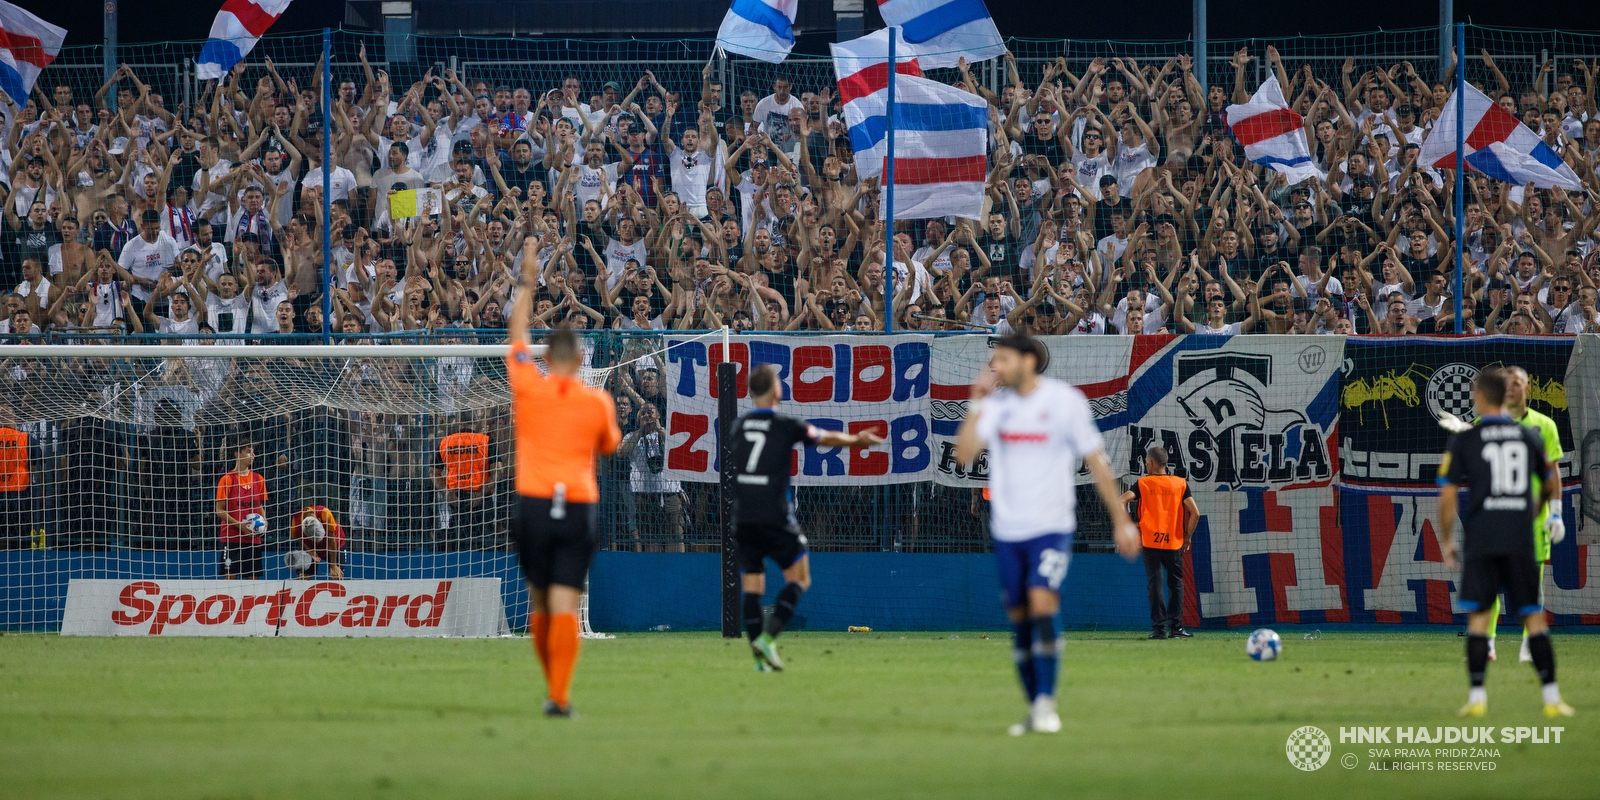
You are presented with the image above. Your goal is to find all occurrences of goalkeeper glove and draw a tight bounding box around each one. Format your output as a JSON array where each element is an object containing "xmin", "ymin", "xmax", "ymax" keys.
[
  {"xmin": 1437, "ymin": 412, "xmax": 1473, "ymax": 434},
  {"xmin": 1547, "ymin": 500, "xmax": 1565, "ymax": 545}
]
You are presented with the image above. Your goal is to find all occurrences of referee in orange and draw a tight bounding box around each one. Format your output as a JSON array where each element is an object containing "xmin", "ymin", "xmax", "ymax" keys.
[
  {"xmin": 507, "ymin": 252, "xmax": 622, "ymax": 718},
  {"xmin": 1121, "ymin": 445, "xmax": 1199, "ymax": 640}
]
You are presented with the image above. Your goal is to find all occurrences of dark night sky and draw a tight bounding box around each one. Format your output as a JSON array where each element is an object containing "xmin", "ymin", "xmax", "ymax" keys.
[{"xmin": 18, "ymin": 0, "xmax": 1600, "ymax": 49}]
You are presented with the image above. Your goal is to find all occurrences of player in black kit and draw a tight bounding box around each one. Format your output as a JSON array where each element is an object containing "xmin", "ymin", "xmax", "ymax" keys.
[
  {"xmin": 1438, "ymin": 367, "xmax": 1573, "ymax": 718},
  {"xmin": 734, "ymin": 364, "xmax": 883, "ymax": 671}
]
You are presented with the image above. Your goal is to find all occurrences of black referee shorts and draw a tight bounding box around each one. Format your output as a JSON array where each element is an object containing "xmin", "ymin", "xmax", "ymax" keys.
[
  {"xmin": 1458, "ymin": 553, "xmax": 1543, "ymax": 618},
  {"xmin": 735, "ymin": 523, "xmax": 808, "ymax": 574},
  {"xmin": 511, "ymin": 495, "xmax": 598, "ymax": 591}
]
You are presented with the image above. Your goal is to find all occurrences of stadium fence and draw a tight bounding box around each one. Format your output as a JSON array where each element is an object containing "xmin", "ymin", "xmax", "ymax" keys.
[{"xmin": 2, "ymin": 332, "xmax": 1597, "ymax": 632}]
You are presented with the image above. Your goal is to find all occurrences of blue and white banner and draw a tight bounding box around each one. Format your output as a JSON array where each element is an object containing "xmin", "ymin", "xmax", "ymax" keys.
[
  {"xmin": 875, "ymin": 0, "xmax": 1005, "ymax": 68},
  {"xmin": 716, "ymin": 0, "xmax": 799, "ymax": 64}
]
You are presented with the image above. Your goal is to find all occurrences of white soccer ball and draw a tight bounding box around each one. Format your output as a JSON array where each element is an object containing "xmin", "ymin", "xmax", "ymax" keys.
[
  {"xmin": 1247, "ymin": 628, "xmax": 1282, "ymax": 661},
  {"xmin": 244, "ymin": 513, "xmax": 268, "ymax": 535},
  {"xmin": 302, "ymin": 515, "xmax": 326, "ymax": 542}
]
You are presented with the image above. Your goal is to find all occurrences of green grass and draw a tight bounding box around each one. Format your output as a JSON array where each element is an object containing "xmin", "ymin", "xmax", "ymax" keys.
[{"xmin": 1, "ymin": 630, "xmax": 1593, "ymax": 799}]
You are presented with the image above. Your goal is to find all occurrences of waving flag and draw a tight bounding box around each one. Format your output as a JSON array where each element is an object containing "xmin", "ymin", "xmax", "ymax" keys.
[
  {"xmin": 196, "ymin": 0, "xmax": 294, "ymax": 80},
  {"xmin": 0, "ymin": 0, "xmax": 65, "ymax": 106},
  {"xmin": 875, "ymin": 0, "xmax": 1004, "ymax": 69},
  {"xmin": 1419, "ymin": 81, "xmax": 1583, "ymax": 190},
  {"xmin": 832, "ymin": 26, "xmax": 923, "ymax": 140},
  {"xmin": 1223, "ymin": 75, "xmax": 1325, "ymax": 185},
  {"xmin": 832, "ymin": 32, "xmax": 986, "ymax": 219},
  {"xmin": 716, "ymin": 0, "xmax": 798, "ymax": 64}
]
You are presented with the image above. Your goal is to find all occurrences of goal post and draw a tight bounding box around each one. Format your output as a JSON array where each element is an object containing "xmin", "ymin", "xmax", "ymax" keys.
[{"xmin": 0, "ymin": 340, "xmax": 641, "ymax": 638}]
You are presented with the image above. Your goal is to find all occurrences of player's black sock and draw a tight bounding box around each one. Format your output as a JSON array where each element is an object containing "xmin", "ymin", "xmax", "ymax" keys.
[
  {"xmin": 1527, "ymin": 633, "xmax": 1556, "ymax": 685},
  {"xmin": 1030, "ymin": 616, "xmax": 1060, "ymax": 700},
  {"xmin": 1466, "ymin": 634, "xmax": 1489, "ymax": 687},
  {"xmin": 1010, "ymin": 619, "xmax": 1037, "ymax": 702},
  {"xmin": 742, "ymin": 592, "xmax": 764, "ymax": 643},
  {"xmin": 764, "ymin": 582, "xmax": 804, "ymax": 638}
]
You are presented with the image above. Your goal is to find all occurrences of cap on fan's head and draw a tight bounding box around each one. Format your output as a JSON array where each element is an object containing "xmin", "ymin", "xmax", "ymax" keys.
[
  {"xmin": 1098, "ymin": 174, "xmax": 1119, "ymax": 188},
  {"xmin": 108, "ymin": 137, "xmax": 129, "ymax": 155},
  {"xmin": 992, "ymin": 333, "xmax": 1050, "ymax": 374}
]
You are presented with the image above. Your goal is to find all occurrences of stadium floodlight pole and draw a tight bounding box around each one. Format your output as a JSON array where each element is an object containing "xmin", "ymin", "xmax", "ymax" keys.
[
  {"xmin": 1439, "ymin": 0, "xmax": 1453, "ymax": 82},
  {"xmin": 884, "ymin": 26, "xmax": 897, "ymax": 335},
  {"xmin": 321, "ymin": 29, "xmax": 334, "ymax": 344},
  {"xmin": 103, "ymin": 0, "xmax": 117, "ymax": 84},
  {"xmin": 1453, "ymin": 21, "xmax": 1465, "ymax": 334},
  {"xmin": 1192, "ymin": 0, "xmax": 1206, "ymax": 92}
]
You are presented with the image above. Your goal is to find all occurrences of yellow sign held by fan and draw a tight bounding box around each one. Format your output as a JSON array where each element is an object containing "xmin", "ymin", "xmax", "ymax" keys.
[{"xmin": 389, "ymin": 188, "xmax": 443, "ymax": 219}]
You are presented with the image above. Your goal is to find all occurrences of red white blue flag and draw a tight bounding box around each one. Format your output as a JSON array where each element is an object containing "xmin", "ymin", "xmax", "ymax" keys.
[
  {"xmin": 0, "ymin": 0, "xmax": 65, "ymax": 107},
  {"xmin": 1419, "ymin": 81, "xmax": 1583, "ymax": 190},
  {"xmin": 1223, "ymin": 76, "xmax": 1325, "ymax": 185},
  {"xmin": 196, "ymin": 0, "xmax": 293, "ymax": 80},
  {"xmin": 832, "ymin": 29, "xmax": 987, "ymax": 219}
]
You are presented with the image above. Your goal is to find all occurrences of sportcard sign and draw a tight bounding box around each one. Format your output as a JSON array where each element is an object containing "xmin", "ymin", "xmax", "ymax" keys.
[
  {"xmin": 663, "ymin": 335, "xmax": 936, "ymax": 485},
  {"xmin": 60, "ymin": 579, "xmax": 510, "ymax": 637}
]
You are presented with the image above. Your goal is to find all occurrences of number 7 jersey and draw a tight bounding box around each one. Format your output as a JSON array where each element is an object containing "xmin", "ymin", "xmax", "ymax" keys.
[
  {"xmin": 730, "ymin": 409, "xmax": 821, "ymax": 529},
  {"xmin": 1439, "ymin": 415, "xmax": 1550, "ymax": 558}
]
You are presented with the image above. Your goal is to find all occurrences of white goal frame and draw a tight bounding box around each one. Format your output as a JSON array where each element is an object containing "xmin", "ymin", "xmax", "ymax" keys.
[{"xmin": 7, "ymin": 341, "xmax": 626, "ymax": 640}]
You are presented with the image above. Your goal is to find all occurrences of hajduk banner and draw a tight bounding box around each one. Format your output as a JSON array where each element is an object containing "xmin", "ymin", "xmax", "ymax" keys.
[
  {"xmin": 60, "ymin": 578, "xmax": 509, "ymax": 637},
  {"xmin": 930, "ymin": 333, "xmax": 1346, "ymax": 623}
]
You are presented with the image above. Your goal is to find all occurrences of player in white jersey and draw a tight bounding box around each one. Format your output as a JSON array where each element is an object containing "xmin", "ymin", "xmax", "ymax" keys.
[{"xmin": 956, "ymin": 334, "xmax": 1139, "ymax": 736}]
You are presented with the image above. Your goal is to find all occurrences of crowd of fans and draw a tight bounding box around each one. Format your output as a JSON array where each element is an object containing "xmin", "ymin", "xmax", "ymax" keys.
[{"xmin": 6, "ymin": 43, "xmax": 1600, "ymax": 343}]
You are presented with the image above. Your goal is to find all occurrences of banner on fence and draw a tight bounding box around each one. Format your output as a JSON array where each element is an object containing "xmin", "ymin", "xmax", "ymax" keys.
[
  {"xmin": 664, "ymin": 335, "xmax": 935, "ymax": 485},
  {"xmin": 60, "ymin": 578, "xmax": 509, "ymax": 637},
  {"xmin": 1340, "ymin": 336, "xmax": 1575, "ymax": 490}
]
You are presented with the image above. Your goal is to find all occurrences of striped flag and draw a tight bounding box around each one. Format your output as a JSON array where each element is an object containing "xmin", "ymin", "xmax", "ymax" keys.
[
  {"xmin": 0, "ymin": 0, "xmax": 65, "ymax": 107},
  {"xmin": 1223, "ymin": 76, "xmax": 1325, "ymax": 184},
  {"xmin": 832, "ymin": 30, "xmax": 986, "ymax": 220},
  {"xmin": 196, "ymin": 0, "xmax": 294, "ymax": 80},
  {"xmin": 1419, "ymin": 81, "xmax": 1583, "ymax": 190},
  {"xmin": 715, "ymin": 0, "xmax": 798, "ymax": 64},
  {"xmin": 874, "ymin": 0, "xmax": 1004, "ymax": 69}
]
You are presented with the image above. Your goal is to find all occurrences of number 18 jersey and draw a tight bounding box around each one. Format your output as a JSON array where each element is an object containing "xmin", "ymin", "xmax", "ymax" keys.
[
  {"xmin": 730, "ymin": 409, "xmax": 820, "ymax": 529},
  {"xmin": 1439, "ymin": 415, "xmax": 1550, "ymax": 559}
]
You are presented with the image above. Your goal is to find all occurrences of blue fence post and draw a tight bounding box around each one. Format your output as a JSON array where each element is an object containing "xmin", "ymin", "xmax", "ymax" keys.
[
  {"xmin": 1453, "ymin": 22, "xmax": 1465, "ymax": 334},
  {"xmin": 321, "ymin": 29, "xmax": 334, "ymax": 345}
]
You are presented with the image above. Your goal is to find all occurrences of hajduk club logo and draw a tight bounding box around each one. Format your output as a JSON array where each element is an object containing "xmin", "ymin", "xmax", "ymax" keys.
[{"xmin": 1286, "ymin": 725, "xmax": 1333, "ymax": 771}]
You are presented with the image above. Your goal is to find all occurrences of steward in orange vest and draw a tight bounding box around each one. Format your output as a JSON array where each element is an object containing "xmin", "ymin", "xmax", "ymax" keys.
[{"xmin": 1121, "ymin": 445, "xmax": 1199, "ymax": 640}]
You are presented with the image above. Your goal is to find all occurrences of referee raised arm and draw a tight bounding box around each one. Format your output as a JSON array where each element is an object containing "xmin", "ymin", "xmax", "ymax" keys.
[{"xmin": 507, "ymin": 251, "xmax": 622, "ymax": 718}]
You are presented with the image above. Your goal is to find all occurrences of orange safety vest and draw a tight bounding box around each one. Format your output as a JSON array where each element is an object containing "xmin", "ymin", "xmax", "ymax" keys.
[
  {"xmin": 0, "ymin": 427, "xmax": 29, "ymax": 492},
  {"xmin": 439, "ymin": 432, "xmax": 491, "ymax": 492},
  {"xmin": 1135, "ymin": 474, "xmax": 1190, "ymax": 550}
]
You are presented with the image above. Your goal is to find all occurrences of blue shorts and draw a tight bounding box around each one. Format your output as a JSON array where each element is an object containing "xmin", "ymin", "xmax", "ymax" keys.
[{"xmin": 994, "ymin": 532, "xmax": 1072, "ymax": 610}]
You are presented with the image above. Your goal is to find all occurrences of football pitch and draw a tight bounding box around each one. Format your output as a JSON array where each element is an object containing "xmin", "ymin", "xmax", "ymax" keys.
[{"xmin": 2, "ymin": 630, "xmax": 1592, "ymax": 799}]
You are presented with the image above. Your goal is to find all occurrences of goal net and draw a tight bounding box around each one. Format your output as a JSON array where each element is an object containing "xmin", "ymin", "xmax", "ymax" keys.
[{"xmin": 0, "ymin": 338, "xmax": 705, "ymax": 638}]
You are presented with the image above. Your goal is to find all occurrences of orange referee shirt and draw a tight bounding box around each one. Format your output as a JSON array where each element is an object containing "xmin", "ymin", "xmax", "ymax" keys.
[
  {"xmin": 1132, "ymin": 474, "xmax": 1191, "ymax": 550},
  {"xmin": 506, "ymin": 340, "xmax": 622, "ymax": 502},
  {"xmin": 439, "ymin": 432, "xmax": 491, "ymax": 491}
]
